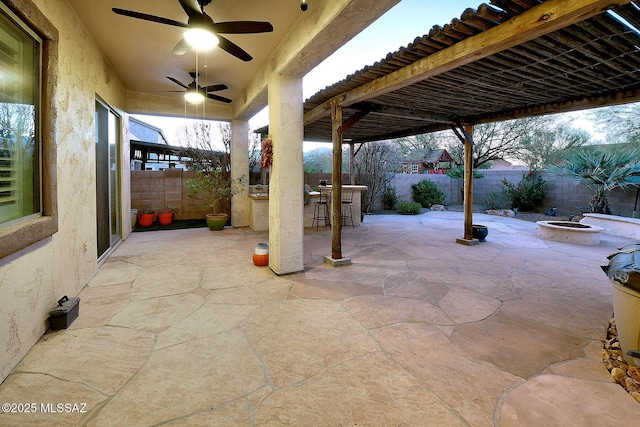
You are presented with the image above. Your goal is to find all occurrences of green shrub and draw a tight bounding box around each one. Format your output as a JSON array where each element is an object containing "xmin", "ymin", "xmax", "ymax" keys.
[
  {"xmin": 411, "ymin": 179, "xmax": 445, "ymax": 208},
  {"xmin": 397, "ymin": 201, "xmax": 422, "ymax": 215},
  {"xmin": 382, "ymin": 186, "xmax": 399, "ymax": 210},
  {"xmin": 484, "ymin": 191, "xmax": 509, "ymax": 210},
  {"xmin": 499, "ymin": 172, "xmax": 549, "ymax": 211}
]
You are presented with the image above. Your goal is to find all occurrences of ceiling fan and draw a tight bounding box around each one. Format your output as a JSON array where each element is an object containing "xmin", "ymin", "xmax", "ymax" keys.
[
  {"xmin": 160, "ymin": 72, "xmax": 232, "ymax": 104},
  {"xmin": 112, "ymin": 0, "xmax": 273, "ymax": 61}
]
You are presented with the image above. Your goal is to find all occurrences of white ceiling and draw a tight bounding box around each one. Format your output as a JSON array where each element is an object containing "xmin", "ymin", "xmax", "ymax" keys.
[{"xmin": 67, "ymin": 0, "xmax": 303, "ymax": 113}]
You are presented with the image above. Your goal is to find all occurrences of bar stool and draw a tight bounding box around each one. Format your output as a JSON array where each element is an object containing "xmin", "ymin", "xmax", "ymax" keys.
[
  {"xmin": 312, "ymin": 188, "xmax": 331, "ymax": 230},
  {"xmin": 341, "ymin": 189, "xmax": 355, "ymax": 228}
]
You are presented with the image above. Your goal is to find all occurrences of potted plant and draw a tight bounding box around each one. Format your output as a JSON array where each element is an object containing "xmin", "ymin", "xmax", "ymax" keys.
[
  {"xmin": 186, "ymin": 170, "xmax": 244, "ymax": 231},
  {"xmin": 157, "ymin": 206, "xmax": 178, "ymax": 226},
  {"xmin": 137, "ymin": 207, "xmax": 155, "ymax": 227},
  {"xmin": 603, "ymin": 243, "xmax": 640, "ymax": 367}
]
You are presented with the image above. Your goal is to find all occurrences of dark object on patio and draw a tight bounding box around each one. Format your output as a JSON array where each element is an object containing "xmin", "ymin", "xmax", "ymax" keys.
[
  {"xmin": 49, "ymin": 296, "xmax": 80, "ymax": 330},
  {"xmin": 603, "ymin": 243, "xmax": 640, "ymax": 293},
  {"xmin": 133, "ymin": 219, "xmax": 207, "ymax": 232},
  {"xmin": 544, "ymin": 207, "xmax": 557, "ymax": 216},
  {"xmin": 472, "ymin": 224, "xmax": 488, "ymax": 242}
]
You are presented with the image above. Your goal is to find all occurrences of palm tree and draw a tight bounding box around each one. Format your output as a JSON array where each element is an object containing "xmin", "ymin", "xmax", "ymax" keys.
[{"xmin": 549, "ymin": 147, "xmax": 640, "ymax": 214}]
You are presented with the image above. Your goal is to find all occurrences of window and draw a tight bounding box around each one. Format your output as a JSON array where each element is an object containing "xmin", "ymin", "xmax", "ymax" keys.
[
  {"xmin": 410, "ymin": 163, "xmax": 418, "ymax": 174},
  {"xmin": 0, "ymin": 9, "xmax": 40, "ymax": 226},
  {"xmin": 0, "ymin": 0, "xmax": 58, "ymax": 259}
]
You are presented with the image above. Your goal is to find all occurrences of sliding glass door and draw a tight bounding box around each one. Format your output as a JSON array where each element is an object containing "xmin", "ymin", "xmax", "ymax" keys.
[{"xmin": 95, "ymin": 99, "xmax": 120, "ymax": 259}]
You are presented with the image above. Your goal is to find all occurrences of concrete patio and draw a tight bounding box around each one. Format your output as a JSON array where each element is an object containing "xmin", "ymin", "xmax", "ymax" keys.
[{"xmin": 1, "ymin": 211, "xmax": 639, "ymax": 426}]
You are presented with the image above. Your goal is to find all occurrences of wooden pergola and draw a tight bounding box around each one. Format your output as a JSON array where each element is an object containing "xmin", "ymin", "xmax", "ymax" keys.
[{"xmin": 299, "ymin": 0, "xmax": 640, "ymax": 259}]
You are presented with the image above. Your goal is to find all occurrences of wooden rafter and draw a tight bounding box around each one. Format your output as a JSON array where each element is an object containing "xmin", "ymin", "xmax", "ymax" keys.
[{"xmin": 303, "ymin": 0, "xmax": 633, "ymax": 126}]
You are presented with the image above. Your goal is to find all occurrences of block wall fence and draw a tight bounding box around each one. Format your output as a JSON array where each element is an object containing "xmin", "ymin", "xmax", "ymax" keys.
[
  {"xmin": 132, "ymin": 170, "xmax": 638, "ymax": 221},
  {"xmin": 382, "ymin": 170, "xmax": 637, "ymax": 217},
  {"xmin": 131, "ymin": 170, "xmax": 212, "ymax": 220}
]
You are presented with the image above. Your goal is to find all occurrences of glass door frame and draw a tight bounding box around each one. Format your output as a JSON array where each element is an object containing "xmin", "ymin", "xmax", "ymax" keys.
[{"xmin": 95, "ymin": 98, "xmax": 121, "ymax": 261}]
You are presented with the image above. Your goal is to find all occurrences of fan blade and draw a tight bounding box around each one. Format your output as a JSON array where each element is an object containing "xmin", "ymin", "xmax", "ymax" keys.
[
  {"xmin": 112, "ymin": 8, "xmax": 188, "ymax": 28},
  {"xmin": 207, "ymin": 93, "xmax": 232, "ymax": 103},
  {"xmin": 171, "ymin": 38, "xmax": 192, "ymax": 56},
  {"xmin": 204, "ymin": 84, "xmax": 228, "ymax": 92},
  {"xmin": 217, "ymin": 34, "xmax": 253, "ymax": 61},
  {"xmin": 166, "ymin": 76, "xmax": 189, "ymax": 89},
  {"xmin": 210, "ymin": 21, "xmax": 274, "ymax": 34},
  {"xmin": 179, "ymin": 0, "xmax": 204, "ymax": 20}
]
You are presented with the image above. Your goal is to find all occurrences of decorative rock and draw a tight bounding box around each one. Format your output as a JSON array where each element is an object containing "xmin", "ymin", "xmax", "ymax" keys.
[
  {"xmin": 624, "ymin": 377, "xmax": 640, "ymax": 393},
  {"xmin": 629, "ymin": 367, "xmax": 640, "ymax": 383},
  {"xmin": 612, "ymin": 367, "xmax": 627, "ymax": 383},
  {"xmin": 431, "ymin": 204, "xmax": 446, "ymax": 211},
  {"xmin": 486, "ymin": 209, "xmax": 515, "ymax": 217},
  {"xmin": 609, "ymin": 349, "xmax": 624, "ymax": 359}
]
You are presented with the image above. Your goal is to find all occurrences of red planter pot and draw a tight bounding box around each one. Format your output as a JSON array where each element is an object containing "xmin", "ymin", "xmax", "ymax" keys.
[
  {"xmin": 138, "ymin": 213, "xmax": 154, "ymax": 227},
  {"xmin": 157, "ymin": 212, "xmax": 174, "ymax": 226}
]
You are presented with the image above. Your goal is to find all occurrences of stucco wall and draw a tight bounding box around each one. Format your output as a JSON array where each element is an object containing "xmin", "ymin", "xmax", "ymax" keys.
[{"xmin": 0, "ymin": 0, "xmax": 127, "ymax": 381}]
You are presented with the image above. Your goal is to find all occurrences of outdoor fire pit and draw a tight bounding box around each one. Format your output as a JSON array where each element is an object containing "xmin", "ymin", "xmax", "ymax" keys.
[{"xmin": 536, "ymin": 220, "xmax": 604, "ymax": 245}]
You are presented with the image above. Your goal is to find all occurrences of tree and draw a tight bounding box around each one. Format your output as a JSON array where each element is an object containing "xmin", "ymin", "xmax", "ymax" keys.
[
  {"xmin": 395, "ymin": 133, "xmax": 439, "ymax": 155},
  {"xmin": 303, "ymin": 147, "xmax": 350, "ymax": 174},
  {"xmin": 518, "ymin": 124, "xmax": 591, "ymax": 169},
  {"xmin": 176, "ymin": 121, "xmax": 229, "ymax": 173},
  {"xmin": 303, "ymin": 148, "xmax": 333, "ymax": 173},
  {"xmin": 444, "ymin": 117, "xmax": 555, "ymax": 169},
  {"xmin": 353, "ymin": 141, "xmax": 403, "ymax": 213},
  {"xmin": 592, "ymin": 102, "xmax": 640, "ymax": 146},
  {"xmin": 548, "ymin": 146, "xmax": 640, "ymax": 214}
]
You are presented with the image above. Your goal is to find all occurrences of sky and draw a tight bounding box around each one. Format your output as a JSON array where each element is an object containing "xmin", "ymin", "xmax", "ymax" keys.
[{"xmin": 135, "ymin": 0, "xmax": 476, "ymax": 149}]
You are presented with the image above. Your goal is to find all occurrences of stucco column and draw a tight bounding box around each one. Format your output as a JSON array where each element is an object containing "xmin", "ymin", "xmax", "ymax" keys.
[
  {"xmin": 268, "ymin": 74, "xmax": 304, "ymax": 274},
  {"xmin": 231, "ymin": 119, "xmax": 250, "ymax": 227}
]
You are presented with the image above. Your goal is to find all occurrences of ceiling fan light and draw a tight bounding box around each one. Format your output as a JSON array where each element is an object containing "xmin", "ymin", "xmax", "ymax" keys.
[
  {"xmin": 183, "ymin": 28, "xmax": 219, "ymax": 51},
  {"xmin": 184, "ymin": 90, "xmax": 205, "ymax": 104}
]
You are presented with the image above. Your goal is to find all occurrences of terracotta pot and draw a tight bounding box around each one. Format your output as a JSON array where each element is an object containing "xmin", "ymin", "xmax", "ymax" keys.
[
  {"xmin": 206, "ymin": 213, "xmax": 228, "ymax": 231},
  {"xmin": 157, "ymin": 212, "xmax": 174, "ymax": 226},
  {"xmin": 138, "ymin": 213, "xmax": 154, "ymax": 227},
  {"xmin": 253, "ymin": 242, "xmax": 269, "ymax": 266}
]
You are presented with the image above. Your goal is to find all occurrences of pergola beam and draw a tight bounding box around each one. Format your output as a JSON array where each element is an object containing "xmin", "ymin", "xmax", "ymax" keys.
[
  {"xmin": 303, "ymin": 0, "xmax": 632, "ymax": 125},
  {"xmin": 359, "ymin": 102, "xmax": 455, "ymax": 123}
]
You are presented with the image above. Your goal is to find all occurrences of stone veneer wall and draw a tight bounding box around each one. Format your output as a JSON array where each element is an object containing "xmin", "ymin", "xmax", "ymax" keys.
[
  {"xmin": 386, "ymin": 170, "xmax": 637, "ymax": 217},
  {"xmin": 0, "ymin": 0, "xmax": 128, "ymax": 381},
  {"xmin": 130, "ymin": 170, "xmax": 224, "ymax": 220}
]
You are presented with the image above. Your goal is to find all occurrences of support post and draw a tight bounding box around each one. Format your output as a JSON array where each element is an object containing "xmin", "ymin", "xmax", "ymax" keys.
[
  {"xmin": 349, "ymin": 142, "xmax": 355, "ymax": 185},
  {"xmin": 454, "ymin": 124, "xmax": 478, "ymax": 246},
  {"xmin": 463, "ymin": 124, "xmax": 474, "ymax": 240},
  {"xmin": 268, "ymin": 74, "xmax": 305, "ymax": 274},
  {"xmin": 231, "ymin": 119, "xmax": 250, "ymax": 227},
  {"xmin": 331, "ymin": 101, "xmax": 343, "ymax": 260}
]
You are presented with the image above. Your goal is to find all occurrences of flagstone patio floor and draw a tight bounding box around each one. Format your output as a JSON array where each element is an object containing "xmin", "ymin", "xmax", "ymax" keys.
[{"xmin": 1, "ymin": 211, "xmax": 640, "ymax": 426}]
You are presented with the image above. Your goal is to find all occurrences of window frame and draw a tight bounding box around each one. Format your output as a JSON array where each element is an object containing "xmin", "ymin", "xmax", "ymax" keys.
[{"xmin": 0, "ymin": 0, "xmax": 58, "ymax": 260}]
